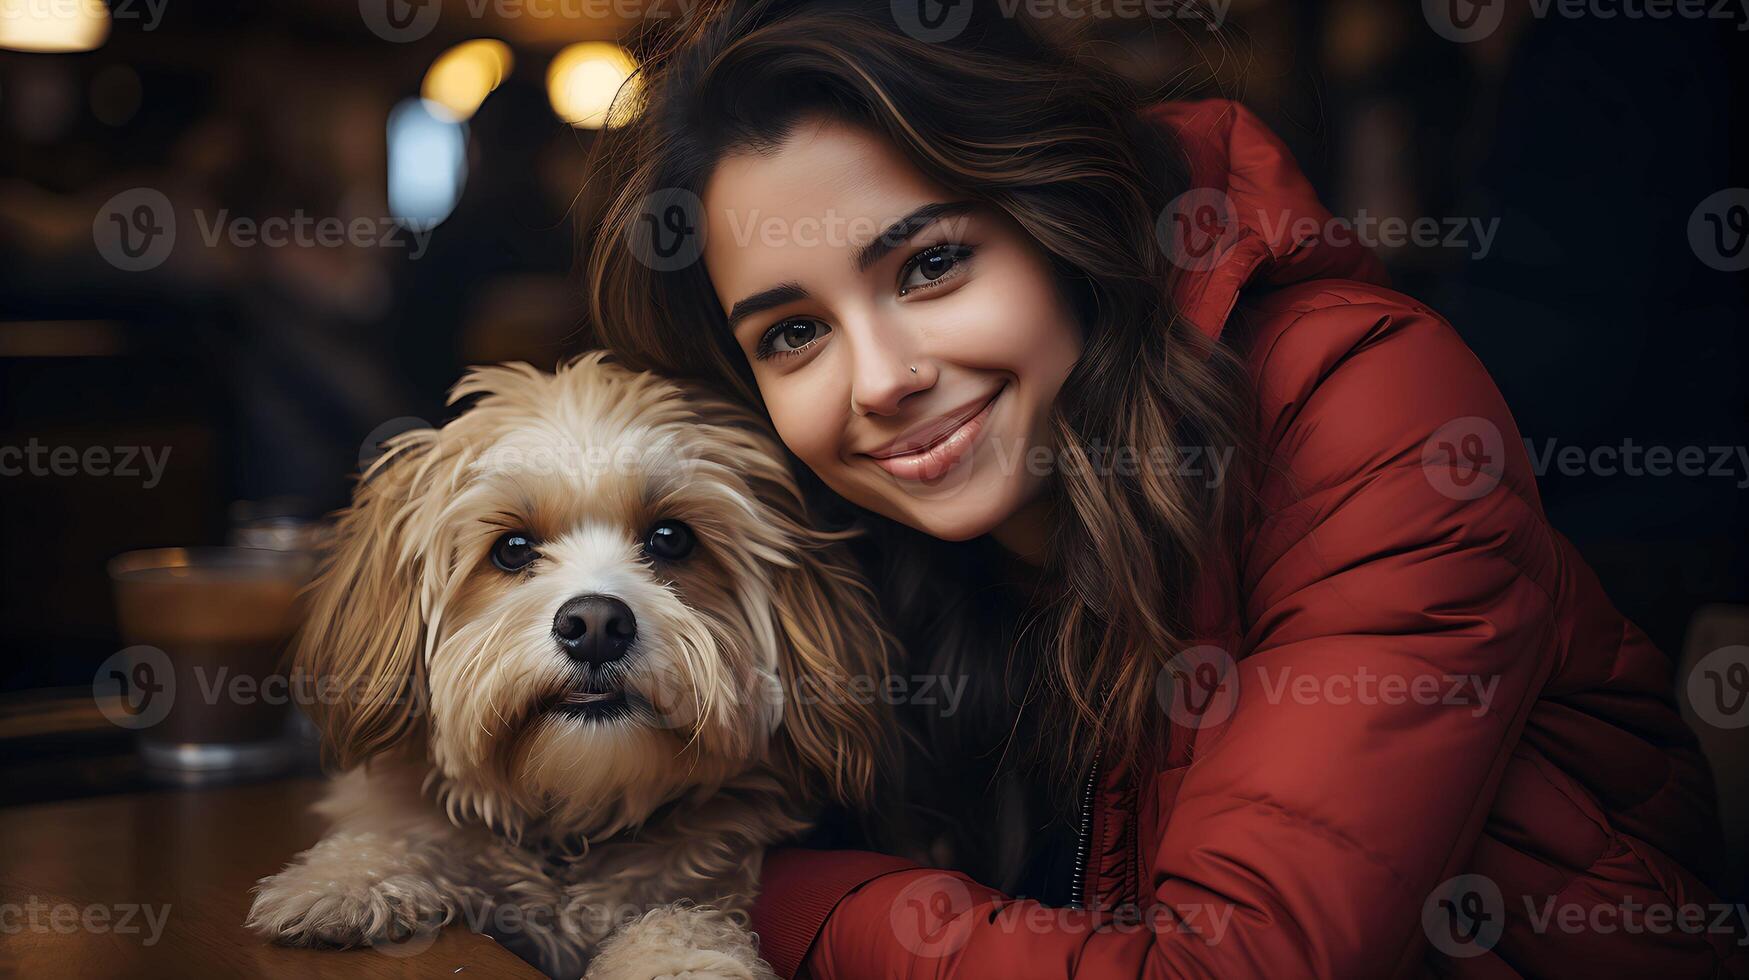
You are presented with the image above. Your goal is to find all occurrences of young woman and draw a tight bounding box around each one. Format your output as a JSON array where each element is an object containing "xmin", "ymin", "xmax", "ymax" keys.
[{"xmin": 582, "ymin": 2, "xmax": 1742, "ymax": 976}]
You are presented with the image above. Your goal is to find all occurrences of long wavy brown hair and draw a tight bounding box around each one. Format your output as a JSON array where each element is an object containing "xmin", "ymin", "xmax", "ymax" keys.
[{"xmin": 581, "ymin": 0, "xmax": 1256, "ymax": 884}]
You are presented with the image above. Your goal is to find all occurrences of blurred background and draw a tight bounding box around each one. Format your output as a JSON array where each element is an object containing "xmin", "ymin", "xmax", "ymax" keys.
[{"xmin": 1, "ymin": 0, "xmax": 1745, "ymax": 803}]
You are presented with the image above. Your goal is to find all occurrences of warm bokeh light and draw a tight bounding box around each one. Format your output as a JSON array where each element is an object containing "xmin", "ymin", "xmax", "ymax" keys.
[
  {"xmin": 421, "ymin": 39, "xmax": 514, "ymax": 124},
  {"xmin": 545, "ymin": 42, "xmax": 638, "ymax": 129},
  {"xmin": 0, "ymin": 0, "xmax": 110, "ymax": 52}
]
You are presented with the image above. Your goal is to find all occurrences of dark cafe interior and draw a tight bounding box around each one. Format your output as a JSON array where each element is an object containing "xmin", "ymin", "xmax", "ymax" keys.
[{"xmin": 0, "ymin": 0, "xmax": 1745, "ymax": 976}]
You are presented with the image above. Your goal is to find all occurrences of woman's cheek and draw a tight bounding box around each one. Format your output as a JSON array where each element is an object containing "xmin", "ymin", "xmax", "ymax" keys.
[
  {"xmin": 939, "ymin": 249, "xmax": 1078, "ymax": 366},
  {"xmin": 766, "ymin": 379, "xmax": 843, "ymax": 472}
]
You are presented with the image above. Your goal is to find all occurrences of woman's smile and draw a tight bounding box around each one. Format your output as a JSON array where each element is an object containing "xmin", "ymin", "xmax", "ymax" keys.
[{"xmin": 859, "ymin": 382, "xmax": 1005, "ymax": 482}]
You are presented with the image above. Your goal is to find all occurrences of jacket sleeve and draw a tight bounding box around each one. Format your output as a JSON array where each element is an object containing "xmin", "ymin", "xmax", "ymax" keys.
[{"xmin": 754, "ymin": 295, "xmax": 1560, "ymax": 979}]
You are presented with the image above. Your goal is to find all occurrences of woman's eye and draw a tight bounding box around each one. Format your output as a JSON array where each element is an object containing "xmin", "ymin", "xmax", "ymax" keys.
[
  {"xmin": 756, "ymin": 318, "xmax": 831, "ymax": 360},
  {"xmin": 644, "ymin": 520, "xmax": 696, "ymax": 561},
  {"xmin": 490, "ymin": 532, "xmax": 540, "ymax": 572},
  {"xmin": 899, "ymin": 244, "xmax": 973, "ymax": 295}
]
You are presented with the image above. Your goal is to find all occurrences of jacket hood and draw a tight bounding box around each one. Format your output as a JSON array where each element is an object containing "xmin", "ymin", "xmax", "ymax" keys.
[{"xmin": 1144, "ymin": 99, "xmax": 1390, "ymax": 341}]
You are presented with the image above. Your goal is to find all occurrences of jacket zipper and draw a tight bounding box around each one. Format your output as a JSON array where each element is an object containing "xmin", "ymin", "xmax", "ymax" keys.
[{"xmin": 1070, "ymin": 750, "xmax": 1101, "ymax": 909}]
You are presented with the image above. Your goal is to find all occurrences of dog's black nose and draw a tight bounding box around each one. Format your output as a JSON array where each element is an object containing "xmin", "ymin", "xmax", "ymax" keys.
[{"xmin": 552, "ymin": 594, "xmax": 637, "ymax": 666}]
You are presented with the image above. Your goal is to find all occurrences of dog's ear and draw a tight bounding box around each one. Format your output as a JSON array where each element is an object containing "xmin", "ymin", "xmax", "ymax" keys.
[
  {"xmin": 764, "ymin": 523, "xmax": 901, "ymax": 809},
  {"xmin": 678, "ymin": 388, "xmax": 902, "ymax": 807},
  {"xmin": 296, "ymin": 429, "xmax": 452, "ymax": 771}
]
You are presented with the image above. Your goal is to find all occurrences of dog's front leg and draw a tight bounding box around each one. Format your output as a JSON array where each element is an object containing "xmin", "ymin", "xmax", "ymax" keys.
[
  {"xmin": 568, "ymin": 784, "xmax": 802, "ymax": 978},
  {"xmin": 585, "ymin": 904, "xmax": 774, "ymax": 980},
  {"xmin": 247, "ymin": 768, "xmax": 480, "ymax": 950}
]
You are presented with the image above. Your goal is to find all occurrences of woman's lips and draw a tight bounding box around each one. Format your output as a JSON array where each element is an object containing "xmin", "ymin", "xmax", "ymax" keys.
[{"xmin": 863, "ymin": 385, "xmax": 1002, "ymax": 482}]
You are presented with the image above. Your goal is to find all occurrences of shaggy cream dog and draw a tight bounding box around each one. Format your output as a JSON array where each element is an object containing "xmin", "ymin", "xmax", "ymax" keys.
[{"xmin": 247, "ymin": 354, "xmax": 896, "ymax": 978}]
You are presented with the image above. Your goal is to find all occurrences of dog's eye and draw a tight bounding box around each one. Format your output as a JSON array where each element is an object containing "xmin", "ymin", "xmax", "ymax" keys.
[
  {"xmin": 490, "ymin": 532, "xmax": 540, "ymax": 572},
  {"xmin": 643, "ymin": 520, "xmax": 695, "ymax": 561}
]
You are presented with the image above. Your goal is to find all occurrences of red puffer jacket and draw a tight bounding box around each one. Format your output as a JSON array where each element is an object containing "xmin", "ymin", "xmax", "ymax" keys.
[{"xmin": 748, "ymin": 99, "xmax": 1746, "ymax": 979}]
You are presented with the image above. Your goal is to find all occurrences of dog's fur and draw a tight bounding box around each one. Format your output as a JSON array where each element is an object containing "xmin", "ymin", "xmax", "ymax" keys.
[{"xmin": 247, "ymin": 354, "xmax": 896, "ymax": 978}]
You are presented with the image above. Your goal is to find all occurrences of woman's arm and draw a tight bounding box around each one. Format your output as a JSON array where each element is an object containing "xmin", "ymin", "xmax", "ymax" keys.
[{"xmin": 751, "ymin": 291, "xmax": 1735, "ymax": 978}]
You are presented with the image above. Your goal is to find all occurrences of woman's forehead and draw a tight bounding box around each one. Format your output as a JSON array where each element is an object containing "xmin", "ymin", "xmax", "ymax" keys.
[{"xmin": 700, "ymin": 118, "xmax": 952, "ymax": 284}]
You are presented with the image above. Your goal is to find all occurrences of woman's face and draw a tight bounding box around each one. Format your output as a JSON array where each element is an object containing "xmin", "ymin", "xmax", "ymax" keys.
[{"xmin": 701, "ymin": 117, "xmax": 1082, "ymax": 546}]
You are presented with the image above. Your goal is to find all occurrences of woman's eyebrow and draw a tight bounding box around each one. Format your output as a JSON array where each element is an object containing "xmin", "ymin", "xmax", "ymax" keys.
[
  {"xmin": 854, "ymin": 200, "xmax": 976, "ymax": 272},
  {"xmin": 724, "ymin": 201, "xmax": 977, "ymax": 333},
  {"xmin": 726, "ymin": 281, "xmax": 810, "ymax": 331}
]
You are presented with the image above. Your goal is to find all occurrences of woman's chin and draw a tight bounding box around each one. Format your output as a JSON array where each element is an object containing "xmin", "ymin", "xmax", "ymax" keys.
[{"xmin": 886, "ymin": 478, "xmax": 1034, "ymax": 545}]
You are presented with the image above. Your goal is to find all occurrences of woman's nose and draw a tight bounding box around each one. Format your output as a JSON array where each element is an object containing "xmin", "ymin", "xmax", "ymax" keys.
[{"xmin": 846, "ymin": 315, "xmax": 932, "ymax": 417}]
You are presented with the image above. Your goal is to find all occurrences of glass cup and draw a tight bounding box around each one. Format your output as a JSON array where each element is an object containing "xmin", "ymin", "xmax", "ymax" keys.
[{"xmin": 106, "ymin": 547, "xmax": 315, "ymax": 785}]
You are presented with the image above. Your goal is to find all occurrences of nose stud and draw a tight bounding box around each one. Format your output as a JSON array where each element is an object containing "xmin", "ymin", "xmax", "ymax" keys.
[{"xmin": 854, "ymin": 365, "xmax": 921, "ymax": 414}]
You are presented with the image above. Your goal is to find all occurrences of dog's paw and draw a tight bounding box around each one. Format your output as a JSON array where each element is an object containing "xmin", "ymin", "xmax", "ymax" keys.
[
  {"xmin": 585, "ymin": 904, "xmax": 774, "ymax": 980},
  {"xmin": 246, "ymin": 861, "xmax": 452, "ymax": 950}
]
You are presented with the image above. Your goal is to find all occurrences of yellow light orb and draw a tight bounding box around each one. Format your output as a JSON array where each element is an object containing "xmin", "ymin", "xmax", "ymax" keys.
[
  {"xmin": 546, "ymin": 42, "xmax": 639, "ymax": 130},
  {"xmin": 0, "ymin": 0, "xmax": 110, "ymax": 53},
  {"xmin": 421, "ymin": 39, "xmax": 514, "ymax": 123}
]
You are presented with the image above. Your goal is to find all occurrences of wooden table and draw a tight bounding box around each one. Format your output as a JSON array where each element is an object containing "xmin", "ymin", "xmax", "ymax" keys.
[{"xmin": 0, "ymin": 778, "xmax": 542, "ymax": 978}]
